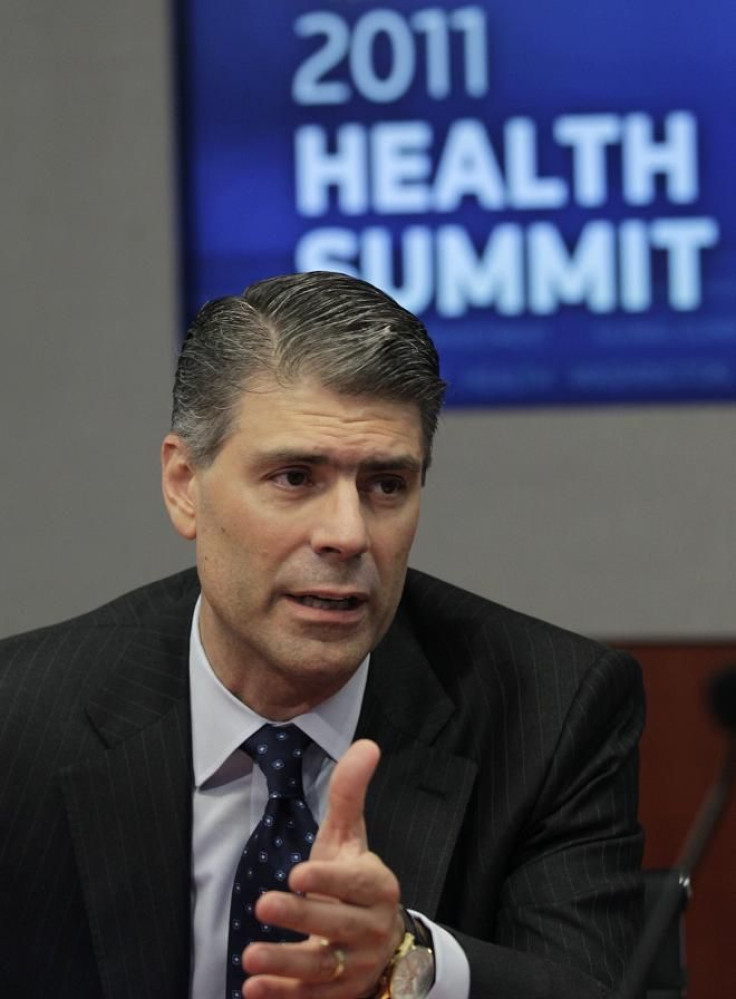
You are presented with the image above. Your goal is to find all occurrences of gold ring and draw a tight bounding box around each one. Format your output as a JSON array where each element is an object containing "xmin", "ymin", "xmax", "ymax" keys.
[
  {"xmin": 320, "ymin": 939, "xmax": 346, "ymax": 981},
  {"xmin": 331, "ymin": 947, "xmax": 346, "ymax": 981}
]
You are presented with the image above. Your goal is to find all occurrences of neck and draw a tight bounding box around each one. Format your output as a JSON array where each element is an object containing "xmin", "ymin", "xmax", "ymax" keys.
[
  {"xmin": 220, "ymin": 668, "xmax": 349, "ymax": 721},
  {"xmin": 197, "ymin": 606, "xmax": 358, "ymax": 720}
]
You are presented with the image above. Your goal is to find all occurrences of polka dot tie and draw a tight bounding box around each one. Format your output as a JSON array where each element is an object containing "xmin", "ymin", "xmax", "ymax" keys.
[{"xmin": 226, "ymin": 724, "xmax": 318, "ymax": 998}]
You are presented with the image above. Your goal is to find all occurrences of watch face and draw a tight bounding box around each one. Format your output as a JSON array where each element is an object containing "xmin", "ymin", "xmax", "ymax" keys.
[{"xmin": 391, "ymin": 948, "xmax": 435, "ymax": 999}]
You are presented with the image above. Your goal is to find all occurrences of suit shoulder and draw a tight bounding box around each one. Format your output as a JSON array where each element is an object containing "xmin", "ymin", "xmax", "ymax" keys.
[
  {"xmin": 0, "ymin": 568, "xmax": 200, "ymax": 661},
  {"xmin": 402, "ymin": 567, "xmax": 637, "ymax": 684},
  {"xmin": 0, "ymin": 570, "xmax": 197, "ymax": 749}
]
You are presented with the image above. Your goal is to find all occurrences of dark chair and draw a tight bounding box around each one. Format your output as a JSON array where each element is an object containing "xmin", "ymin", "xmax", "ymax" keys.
[{"xmin": 643, "ymin": 868, "xmax": 690, "ymax": 999}]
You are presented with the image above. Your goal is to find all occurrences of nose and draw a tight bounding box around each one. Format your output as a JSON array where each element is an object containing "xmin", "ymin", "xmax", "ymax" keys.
[{"xmin": 310, "ymin": 482, "xmax": 369, "ymax": 560}]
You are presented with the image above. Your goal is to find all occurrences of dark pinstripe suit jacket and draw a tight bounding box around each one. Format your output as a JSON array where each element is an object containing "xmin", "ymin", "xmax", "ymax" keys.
[{"xmin": 0, "ymin": 567, "xmax": 643, "ymax": 999}]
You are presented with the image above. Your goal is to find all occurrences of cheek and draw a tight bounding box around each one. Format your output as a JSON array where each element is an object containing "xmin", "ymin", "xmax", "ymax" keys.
[
  {"xmin": 219, "ymin": 512, "xmax": 300, "ymax": 569},
  {"xmin": 375, "ymin": 519, "xmax": 419, "ymax": 577},
  {"xmin": 396, "ymin": 503, "xmax": 421, "ymax": 550},
  {"xmin": 204, "ymin": 495, "xmax": 264, "ymax": 547}
]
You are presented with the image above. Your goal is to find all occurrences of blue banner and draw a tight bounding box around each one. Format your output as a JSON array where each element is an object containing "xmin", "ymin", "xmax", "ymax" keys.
[{"xmin": 177, "ymin": 1, "xmax": 736, "ymax": 406}]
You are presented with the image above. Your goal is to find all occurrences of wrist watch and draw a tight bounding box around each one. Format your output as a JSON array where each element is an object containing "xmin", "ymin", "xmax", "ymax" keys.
[{"xmin": 373, "ymin": 907, "xmax": 435, "ymax": 999}]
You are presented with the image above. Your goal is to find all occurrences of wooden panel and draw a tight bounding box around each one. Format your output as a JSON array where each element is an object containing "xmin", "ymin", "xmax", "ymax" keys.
[{"xmin": 616, "ymin": 643, "xmax": 736, "ymax": 999}]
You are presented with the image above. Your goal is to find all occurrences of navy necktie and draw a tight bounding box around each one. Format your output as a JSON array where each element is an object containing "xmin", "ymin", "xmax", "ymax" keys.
[{"xmin": 226, "ymin": 724, "xmax": 319, "ymax": 998}]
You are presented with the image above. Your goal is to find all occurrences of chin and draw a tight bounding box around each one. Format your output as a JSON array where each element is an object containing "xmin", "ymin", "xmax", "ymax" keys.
[{"xmin": 288, "ymin": 641, "xmax": 369, "ymax": 681}]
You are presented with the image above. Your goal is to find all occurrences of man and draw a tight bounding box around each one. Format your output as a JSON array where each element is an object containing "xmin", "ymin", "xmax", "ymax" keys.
[{"xmin": 0, "ymin": 272, "xmax": 643, "ymax": 999}]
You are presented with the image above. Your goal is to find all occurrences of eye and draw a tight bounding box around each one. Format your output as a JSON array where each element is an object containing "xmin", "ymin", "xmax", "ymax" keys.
[
  {"xmin": 369, "ymin": 475, "xmax": 407, "ymax": 496},
  {"xmin": 272, "ymin": 469, "xmax": 312, "ymax": 488}
]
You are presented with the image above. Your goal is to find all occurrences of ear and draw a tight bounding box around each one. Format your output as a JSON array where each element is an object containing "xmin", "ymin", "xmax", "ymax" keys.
[{"xmin": 161, "ymin": 433, "xmax": 198, "ymax": 540}]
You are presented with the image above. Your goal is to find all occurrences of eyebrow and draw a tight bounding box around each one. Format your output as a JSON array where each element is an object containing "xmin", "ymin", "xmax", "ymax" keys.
[{"xmin": 257, "ymin": 449, "xmax": 424, "ymax": 474}]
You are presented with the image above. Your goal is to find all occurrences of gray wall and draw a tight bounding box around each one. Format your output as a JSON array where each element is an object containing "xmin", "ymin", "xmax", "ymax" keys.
[
  {"xmin": 1, "ymin": 1, "xmax": 187, "ymax": 637},
  {"xmin": 2, "ymin": 2, "xmax": 734, "ymax": 641}
]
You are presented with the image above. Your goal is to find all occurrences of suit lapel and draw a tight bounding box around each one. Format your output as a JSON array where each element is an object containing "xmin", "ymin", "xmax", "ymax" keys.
[
  {"xmin": 358, "ymin": 607, "xmax": 477, "ymax": 919},
  {"xmin": 61, "ymin": 618, "xmax": 194, "ymax": 999},
  {"xmin": 56, "ymin": 574, "xmax": 476, "ymax": 992}
]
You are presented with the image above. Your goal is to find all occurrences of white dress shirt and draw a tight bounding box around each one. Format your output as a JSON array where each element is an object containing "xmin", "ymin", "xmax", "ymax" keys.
[{"xmin": 188, "ymin": 597, "xmax": 469, "ymax": 999}]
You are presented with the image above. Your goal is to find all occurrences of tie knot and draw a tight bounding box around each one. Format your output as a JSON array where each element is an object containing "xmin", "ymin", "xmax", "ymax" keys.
[{"xmin": 243, "ymin": 724, "xmax": 312, "ymax": 799}]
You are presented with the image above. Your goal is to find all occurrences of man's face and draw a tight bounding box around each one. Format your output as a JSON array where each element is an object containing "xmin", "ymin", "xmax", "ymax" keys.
[{"xmin": 163, "ymin": 376, "xmax": 425, "ymax": 714}]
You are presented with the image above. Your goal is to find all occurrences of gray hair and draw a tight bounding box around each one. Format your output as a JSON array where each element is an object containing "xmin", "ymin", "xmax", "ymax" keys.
[{"xmin": 171, "ymin": 271, "xmax": 446, "ymax": 470}]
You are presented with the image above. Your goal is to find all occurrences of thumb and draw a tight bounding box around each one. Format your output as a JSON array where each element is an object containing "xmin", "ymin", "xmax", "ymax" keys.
[{"xmin": 317, "ymin": 739, "xmax": 380, "ymax": 850}]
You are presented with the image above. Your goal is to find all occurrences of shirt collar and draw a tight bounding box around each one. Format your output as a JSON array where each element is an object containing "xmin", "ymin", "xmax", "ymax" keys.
[{"xmin": 189, "ymin": 596, "xmax": 368, "ymax": 788}]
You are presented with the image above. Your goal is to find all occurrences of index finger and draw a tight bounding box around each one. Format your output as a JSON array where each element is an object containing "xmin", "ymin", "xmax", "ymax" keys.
[{"xmin": 319, "ymin": 739, "xmax": 380, "ymax": 846}]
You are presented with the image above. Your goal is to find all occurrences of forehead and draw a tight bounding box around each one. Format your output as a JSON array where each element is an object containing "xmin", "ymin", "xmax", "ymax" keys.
[{"xmin": 229, "ymin": 376, "xmax": 424, "ymax": 462}]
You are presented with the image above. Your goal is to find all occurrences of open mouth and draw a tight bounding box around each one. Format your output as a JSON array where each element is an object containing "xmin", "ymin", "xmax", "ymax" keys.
[{"xmin": 289, "ymin": 594, "xmax": 363, "ymax": 612}]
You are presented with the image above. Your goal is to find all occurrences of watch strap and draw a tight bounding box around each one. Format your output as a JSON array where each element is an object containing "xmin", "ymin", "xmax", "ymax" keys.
[
  {"xmin": 401, "ymin": 907, "xmax": 433, "ymax": 951},
  {"xmin": 371, "ymin": 907, "xmax": 435, "ymax": 999}
]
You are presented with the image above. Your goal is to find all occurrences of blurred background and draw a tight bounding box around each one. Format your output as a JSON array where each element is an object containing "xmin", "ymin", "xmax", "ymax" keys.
[{"xmin": 1, "ymin": 3, "xmax": 734, "ymax": 995}]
